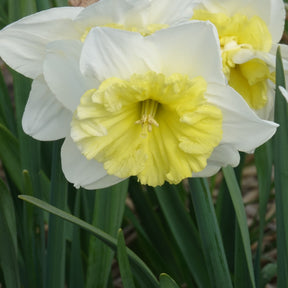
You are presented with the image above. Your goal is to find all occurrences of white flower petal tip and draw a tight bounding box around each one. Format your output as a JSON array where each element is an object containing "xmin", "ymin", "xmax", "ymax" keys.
[
  {"xmin": 0, "ymin": 7, "xmax": 83, "ymax": 79},
  {"xmin": 61, "ymin": 137, "xmax": 124, "ymax": 190},
  {"xmin": 279, "ymin": 86, "xmax": 288, "ymax": 103},
  {"xmin": 22, "ymin": 77, "xmax": 72, "ymax": 141}
]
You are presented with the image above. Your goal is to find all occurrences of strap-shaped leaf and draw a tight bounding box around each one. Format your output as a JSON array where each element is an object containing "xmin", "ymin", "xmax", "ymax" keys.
[
  {"xmin": 117, "ymin": 229, "xmax": 136, "ymax": 288},
  {"xmin": 222, "ymin": 166, "xmax": 256, "ymax": 288},
  {"xmin": 273, "ymin": 47, "xmax": 288, "ymax": 287},
  {"xmin": 159, "ymin": 273, "xmax": 180, "ymax": 288},
  {"xmin": 0, "ymin": 123, "xmax": 22, "ymax": 191},
  {"xmin": 0, "ymin": 179, "xmax": 20, "ymax": 288},
  {"xmin": 189, "ymin": 178, "xmax": 233, "ymax": 288},
  {"xmin": 19, "ymin": 194, "xmax": 159, "ymax": 288}
]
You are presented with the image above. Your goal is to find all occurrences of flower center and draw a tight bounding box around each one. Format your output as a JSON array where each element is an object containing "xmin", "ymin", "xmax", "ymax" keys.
[
  {"xmin": 192, "ymin": 9, "xmax": 274, "ymax": 110},
  {"xmin": 135, "ymin": 99, "xmax": 159, "ymax": 137},
  {"xmin": 81, "ymin": 23, "xmax": 169, "ymax": 42},
  {"xmin": 71, "ymin": 71, "xmax": 223, "ymax": 186}
]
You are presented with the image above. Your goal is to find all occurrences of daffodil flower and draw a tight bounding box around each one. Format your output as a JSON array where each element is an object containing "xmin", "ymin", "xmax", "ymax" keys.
[
  {"xmin": 191, "ymin": 0, "xmax": 288, "ymax": 120},
  {"xmin": 0, "ymin": 0, "xmax": 199, "ymax": 140},
  {"xmin": 47, "ymin": 23, "xmax": 277, "ymax": 188}
]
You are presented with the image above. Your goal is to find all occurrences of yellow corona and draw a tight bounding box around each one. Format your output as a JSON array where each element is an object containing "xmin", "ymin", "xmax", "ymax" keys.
[
  {"xmin": 192, "ymin": 10, "xmax": 275, "ymax": 110},
  {"xmin": 71, "ymin": 71, "xmax": 223, "ymax": 186}
]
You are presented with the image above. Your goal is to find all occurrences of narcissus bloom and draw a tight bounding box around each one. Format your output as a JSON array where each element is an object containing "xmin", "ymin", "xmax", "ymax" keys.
[
  {"xmin": 53, "ymin": 23, "xmax": 276, "ymax": 188},
  {"xmin": 0, "ymin": 0, "xmax": 199, "ymax": 140},
  {"xmin": 191, "ymin": 0, "xmax": 288, "ymax": 120}
]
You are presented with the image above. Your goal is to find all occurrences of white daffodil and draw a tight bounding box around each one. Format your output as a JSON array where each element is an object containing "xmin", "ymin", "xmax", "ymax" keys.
[
  {"xmin": 42, "ymin": 22, "xmax": 277, "ymax": 189},
  {"xmin": 191, "ymin": 0, "xmax": 288, "ymax": 120},
  {"xmin": 0, "ymin": 0, "xmax": 200, "ymax": 140}
]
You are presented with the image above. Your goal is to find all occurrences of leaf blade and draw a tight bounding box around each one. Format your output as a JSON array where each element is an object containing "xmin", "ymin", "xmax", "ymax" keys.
[
  {"xmin": 117, "ymin": 229, "xmax": 136, "ymax": 288},
  {"xmin": 273, "ymin": 47, "xmax": 288, "ymax": 286},
  {"xmin": 18, "ymin": 195, "xmax": 159, "ymax": 288}
]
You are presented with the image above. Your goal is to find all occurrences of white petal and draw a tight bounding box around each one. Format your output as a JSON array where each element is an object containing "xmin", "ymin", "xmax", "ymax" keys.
[
  {"xmin": 206, "ymin": 83, "xmax": 278, "ymax": 152},
  {"xmin": 44, "ymin": 40, "xmax": 97, "ymax": 112},
  {"xmin": 270, "ymin": 44, "xmax": 288, "ymax": 63},
  {"xmin": 6, "ymin": 7, "xmax": 82, "ymax": 25},
  {"xmin": 279, "ymin": 86, "xmax": 288, "ymax": 103},
  {"xmin": 269, "ymin": 44, "xmax": 288, "ymax": 95},
  {"xmin": 198, "ymin": 0, "xmax": 284, "ymax": 43},
  {"xmin": 0, "ymin": 30, "xmax": 46, "ymax": 79},
  {"xmin": 232, "ymin": 49, "xmax": 258, "ymax": 64},
  {"xmin": 149, "ymin": 21, "xmax": 226, "ymax": 84},
  {"xmin": 266, "ymin": 0, "xmax": 285, "ymax": 43},
  {"xmin": 61, "ymin": 136, "xmax": 124, "ymax": 189},
  {"xmin": 254, "ymin": 81, "xmax": 275, "ymax": 121},
  {"xmin": 80, "ymin": 27, "xmax": 159, "ymax": 81},
  {"xmin": 22, "ymin": 76, "xmax": 72, "ymax": 140},
  {"xmin": 193, "ymin": 144, "xmax": 239, "ymax": 177},
  {"xmin": 192, "ymin": 164, "xmax": 220, "ymax": 178},
  {"xmin": 233, "ymin": 49, "xmax": 276, "ymax": 68},
  {"xmin": 148, "ymin": 0, "xmax": 199, "ymax": 25},
  {"xmin": 0, "ymin": 7, "xmax": 83, "ymax": 79},
  {"xmin": 200, "ymin": 0, "xmax": 267, "ymax": 18},
  {"xmin": 74, "ymin": 0, "xmax": 150, "ymax": 29}
]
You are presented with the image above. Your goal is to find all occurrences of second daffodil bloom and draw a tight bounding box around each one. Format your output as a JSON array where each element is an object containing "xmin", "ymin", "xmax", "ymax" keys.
[
  {"xmin": 192, "ymin": 0, "xmax": 288, "ymax": 120},
  {"xmin": 50, "ymin": 22, "xmax": 277, "ymax": 188},
  {"xmin": 0, "ymin": 0, "xmax": 199, "ymax": 140}
]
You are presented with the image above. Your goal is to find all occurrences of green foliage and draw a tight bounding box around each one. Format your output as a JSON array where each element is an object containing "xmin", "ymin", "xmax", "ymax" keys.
[
  {"xmin": 274, "ymin": 47, "xmax": 288, "ymax": 287},
  {"xmin": 0, "ymin": 1, "xmax": 288, "ymax": 288}
]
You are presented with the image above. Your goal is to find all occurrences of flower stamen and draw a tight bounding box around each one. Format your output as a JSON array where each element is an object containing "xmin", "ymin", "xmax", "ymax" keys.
[{"xmin": 135, "ymin": 99, "xmax": 159, "ymax": 137}]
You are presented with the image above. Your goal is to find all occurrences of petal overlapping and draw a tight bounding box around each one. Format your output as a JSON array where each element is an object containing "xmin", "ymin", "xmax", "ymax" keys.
[
  {"xmin": 199, "ymin": 0, "xmax": 285, "ymax": 43},
  {"xmin": 61, "ymin": 136, "xmax": 124, "ymax": 189},
  {"xmin": 0, "ymin": 1, "xmax": 281, "ymax": 189},
  {"xmin": 148, "ymin": 0, "xmax": 200, "ymax": 25},
  {"xmin": 205, "ymin": 83, "xmax": 278, "ymax": 151},
  {"xmin": 74, "ymin": 0, "xmax": 150, "ymax": 29},
  {"xmin": 0, "ymin": 7, "xmax": 83, "ymax": 79},
  {"xmin": 149, "ymin": 21, "xmax": 225, "ymax": 84},
  {"xmin": 67, "ymin": 24, "xmax": 277, "ymax": 188},
  {"xmin": 194, "ymin": 144, "xmax": 240, "ymax": 177},
  {"xmin": 80, "ymin": 27, "xmax": 160, "ymax": 81},
  {"xmin": 44, "ymin": 40, "xmax": 97, "ymax": 112}
]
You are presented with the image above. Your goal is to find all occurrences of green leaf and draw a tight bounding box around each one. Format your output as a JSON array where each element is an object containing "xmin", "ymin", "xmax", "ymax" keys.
[
  {"xmin": 53, "ymin": 0, "xmax": 67, "ymax": 7},
  {"xmin": 154, "ymin": 183, "xmax": 211, "ymax": 288},
  {"xmin": 260, "ymin": 263, "xmax": 277, "ymax": 287},
  {"xmin": 117, "ymin": 229, "xmax": 135, "ymax": 288},
  {"xmin": 8, "ymin": 0, "xmax": 37, "ymax": 21},
  {"xmin": 189, "ymin": 178, "xmax": 233, "ymax": 288},
  {"xmin": 124, "ymin": 206, "xmax": 168, "ymax": 276},
  {"xmin": 18, "ymin": 195, "xmax": 159, "ymax": 288},
  {"xmin": 254, "ymin": 141, "xmax": 273, "ymax": 287},
  {"xmin": 215, "ymin": 180, "xmax": 235, "ymax": 273},
  {"xmin": 21, "ymin": 169, "xmax": 41, "ymax": 288},
  {"xmin": 86, "ymin": 180, "xmax": 128, "ymax": 288},
  {"xmin": 0, "ymin": 123, "xmax": 22, "ymax": 191},
  {"xmin": 36, "ymin": 0, "xmax": 52, "ymax": 10},
  {"xmin": 234, "ymin": 222, "xmax": 253, "ymax": 288},
  {"xmin": 0, "ymin": 178, "xmax": 20, "ymax": 288},
  {"xmin": 129, "ymin": 179, "xmax": 187, "ymax": 283},
  {"xmin": 45, "ymin": 140, "xmax": 67, "ymax": 288},
  {"xmin": 273, "ymin": 47, "xmax": 288, "ymax": 286},
  {"xmin": 0, "ymin": 69, "xmax": 17, "ymax": 135},
  {"xmin": 69, "ymin": 192, "xmax": 84, "ymax": 288},
  {"xmin": 222, "ymin": 166, "xmax": 256, "ymax": 288},
  {"xmin": 159, "ymin": 273, "xmax": 181, "ymax": 288}
]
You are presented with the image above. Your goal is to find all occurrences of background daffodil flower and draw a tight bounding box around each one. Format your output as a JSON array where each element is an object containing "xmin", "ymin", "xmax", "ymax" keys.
[
  {"xmin": 34, "ymin": 22, "xmax": 277, "ymax": 188},
  {"xmin": 191, "ymin": 0, "xmax": 288, "ymax": 120},
  {"xmin": 0, "ymin": 0, "xmax": 199, "ymax": 140}
]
